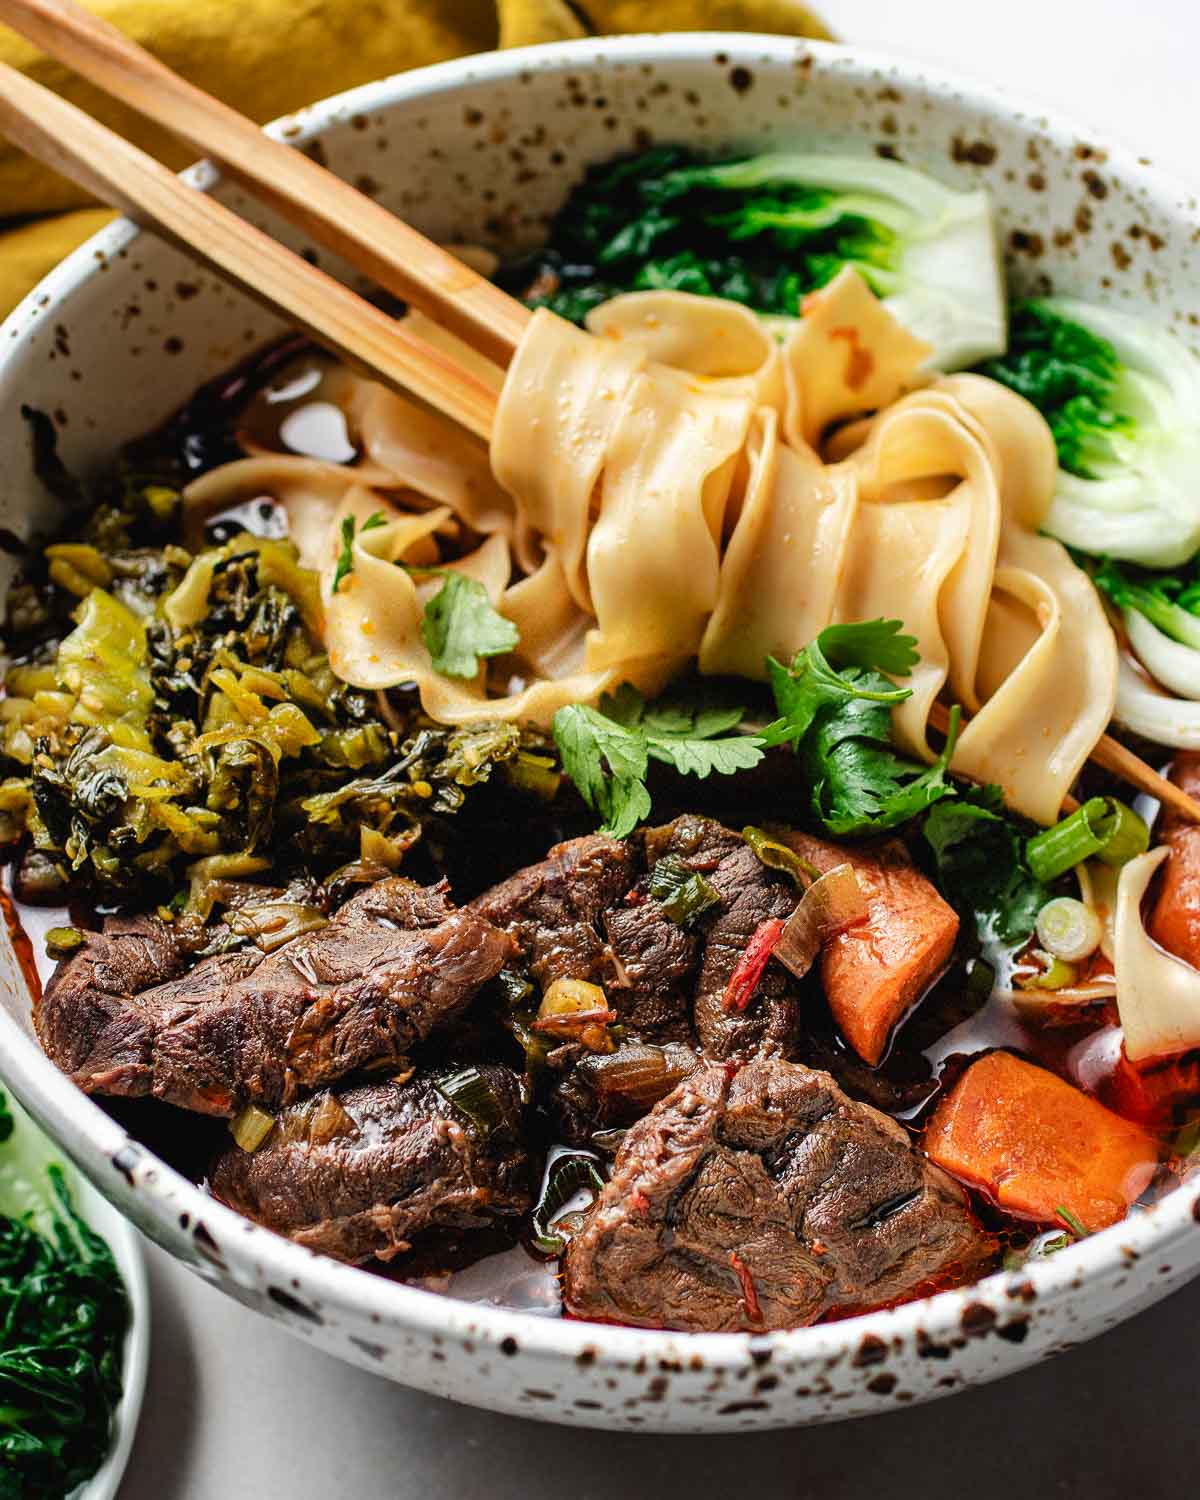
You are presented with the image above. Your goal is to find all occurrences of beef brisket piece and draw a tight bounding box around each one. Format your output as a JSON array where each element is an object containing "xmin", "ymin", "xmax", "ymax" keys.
[
  {"xmin": 645, "ymin": 817, "xmax": 802, "ymax": 1060},
  {"xmin": 38, "ymin": 878, "xmax": 512, "ymax": 1116},
  {"xmin": 562, "ymin": 1057, "xmax": 988, "ymax": 1332},
  {"xmin": 473, "ymin": 831, "xmax": 699, "ymax": 1041},
  {"xmin": 210, "ymin": 1065, "xmax": 531, "ymax": 1264}
]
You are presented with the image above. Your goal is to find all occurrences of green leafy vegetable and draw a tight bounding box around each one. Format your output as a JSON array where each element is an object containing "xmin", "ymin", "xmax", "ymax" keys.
[
  {"xmin": 499, "ymin": 146, "xmax": 1005, "ymax": 368},
  {"xmin": 552, "ymin": 684, "xmax": 764, "ymax": 839},
  {"xmin": 764, "ymin": 619, "xmax": 960, "ymax": 837},
  {"xmin": 419, "ymin": 573, "xmax": 519, "ymax": 679},
  {"xmin": 432, "ymin": 1066, "xmax": 510, "ymax": 1140},
  {"xmin": 0, "ymin": 1091, "xmax": 128, "ymax": 1500},
  {"xmin": 978, "ymin": 298, "xmax": 1200, "ymax": 567},
  {"xmin": 331, "ymin": 510, "xmax": 386, "ymax": 594},
  {"xmin": 1092, "ymin": 555, "xmax": 1200, "ymax": 652},
  {"xmin": 923, "ymin": 786, "xmax": 1049, "ymax": 946}
]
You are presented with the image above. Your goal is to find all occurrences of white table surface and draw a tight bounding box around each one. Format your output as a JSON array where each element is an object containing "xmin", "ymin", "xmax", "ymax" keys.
[{"xmin": 117, "ymin": 3, "xmax": 1200, "ymax": 1494}]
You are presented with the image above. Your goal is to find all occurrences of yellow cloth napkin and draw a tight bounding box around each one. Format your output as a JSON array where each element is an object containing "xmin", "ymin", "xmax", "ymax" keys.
[{"xmin": 0, "ymin": 0, "xmax": 831, "ymax": 318}]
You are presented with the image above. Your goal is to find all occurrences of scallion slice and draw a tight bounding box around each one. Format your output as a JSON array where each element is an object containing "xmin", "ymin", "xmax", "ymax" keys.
[
  {"xmin": 1026, "ymin": 797, "xmax": 1149, "ymax": 884},
  {"xmin": 530, "ymin": 1148, "xmax": 606, "ymax": 1256},
  {"xmin": 648, "ymin": 856, "xmax": 721, "ymax": 926},
  {"xmin": 774, "ymin": 863, "xmax": 868, "ymax": 980},
  {"xmin": 231, "ymin": 1103, "xmax": 276, "ymax": 1153},
  {"xmin": 432, "ymin": 1066, "xmax": 507, "ymax": 1138},
  {"xmin": 742, "ymin": 826, "xmax": 820, "ymax": 888}
]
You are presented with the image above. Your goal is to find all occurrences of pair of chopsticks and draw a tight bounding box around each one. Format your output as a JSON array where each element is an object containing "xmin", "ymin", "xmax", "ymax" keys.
[
  {"xmin": 0, "ymin": 0, "xmax": 530, "ymax": 438},
  {"xmin": 0, "ymin": 0, "xmax": 1195, "ymax": 827}
]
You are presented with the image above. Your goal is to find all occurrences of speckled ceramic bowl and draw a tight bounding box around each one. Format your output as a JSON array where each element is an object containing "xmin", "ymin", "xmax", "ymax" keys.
[{"xmin": 2, "ymin": 32, "xmax": 1199, "ymax": 1432}]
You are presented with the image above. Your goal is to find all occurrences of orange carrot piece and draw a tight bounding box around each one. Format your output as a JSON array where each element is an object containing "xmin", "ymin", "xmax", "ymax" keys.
[
  {"xmin": 925, "ymin": 1051, "xmax": 1159, "ymax": 1231},
  {"xmin": 785, "ymin": 833, "xmax": 958, "ymax": 1066}
]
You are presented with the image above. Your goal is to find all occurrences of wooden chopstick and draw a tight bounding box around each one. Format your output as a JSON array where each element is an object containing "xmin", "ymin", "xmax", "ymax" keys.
[
  {"xmin": 927, "ymin": 702, "xmax": 1200, "ymax": 823},
  {"xmin": 0, "ymin": 0, "xmax": 530, "ymax": 368},
  {"xmin": 0, "ymin": 60, "xmax": 498, "ymax": 440}
]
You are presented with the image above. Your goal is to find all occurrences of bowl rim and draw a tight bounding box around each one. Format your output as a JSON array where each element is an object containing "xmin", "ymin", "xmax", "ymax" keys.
[{"xmin": 2, "ymin": 28, "xmax": 1199, "ymax": 1372}]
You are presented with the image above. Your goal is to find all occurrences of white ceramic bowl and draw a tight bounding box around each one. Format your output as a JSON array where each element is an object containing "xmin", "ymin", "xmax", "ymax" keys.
[{"xmin": 2, "ymin": 32, "xmax": 1199, "ymax": 1433}]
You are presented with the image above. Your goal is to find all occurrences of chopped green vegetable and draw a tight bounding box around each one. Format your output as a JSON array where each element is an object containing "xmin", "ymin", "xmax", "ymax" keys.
[
  {"xmin": 1025, "ymin": 796, "xmax": 1149, "ymax": 884},
  {"xmin": 648, "ymin": 855, "xmax": 721, "ymax": 926},
  {"xmin": 331, "ymin": 510, "xmax": 386, "ymax": 594},
  {"xmin": 44, "ymin": 926, "xmax": 86, "ymax": 960},
  {"xmin": 530, "ymin": 1148, "xmax": 607, "ymax": 1256},
  {"xmin": 923, "ymin": 786, "xmax": 1049, "ymax": 946},
  {"xmin": 552, "ymin": 683, "xmax": 763, "ymax": 839},
  {"xmin": 1055, "ymin": 1204, "xmax": 1090, "ymax": 1239},
  {"xmin": 432, "ymin": 1065, "xmax": 508, "ymax": 1139},
  {"xmin": 979, "ymin": 299, "xmax": 1200, "ymax": 567},
  {"xmin": 500, "ymin": 146, "xmax": 1004, "ymax": 368},
  {"xmin": 230, "ymin": 1103, "xmax": 276, "ymax": 1153},
  {"xmin": 741, "ymin": 825, "xmax": 819, "ymax": 887},
  {"xmin": 765, "ymin": 620, "xmax": 961, "ymax": 837},
  {"xmin": 0, "ymin": 1091, "xmax": 128, "ymax": 1500},
  {"xmin": 419, "ymin": 572, "xmax": 519, "ymax": 679}
]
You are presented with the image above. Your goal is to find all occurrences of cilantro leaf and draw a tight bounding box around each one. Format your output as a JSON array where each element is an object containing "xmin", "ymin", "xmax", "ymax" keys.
[
  {"xmin": 761, "ymin": 619, "xmax": 914, "ymax": 749},
  {"xmin": 762, "ymin": 620, "xmax": 955, "ymax": 837},
  {"xmin": 923, "ymin": 786, "xmax": 1049, "ymax": 945},
  {"xmin": 553, "ymin": 684, "xmax": 764, "ymax": 838},
  {"xmin": 331, "ymin": 509, "xmax": 387, "ymax": 594},
  {"xmin": 802, "ymin": 689, "xmax": 960, "ymax": 835},
  {"xmin": 420, "ymin": 573, "xmax": 520, "ymax": 679},
  {"xmin": 552, "ymin": 702, "xmax": 651, "ymax": 838}
]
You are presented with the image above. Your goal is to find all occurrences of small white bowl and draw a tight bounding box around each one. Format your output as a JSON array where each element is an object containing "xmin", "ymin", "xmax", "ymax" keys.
[
  {"xmin": 1, "ymin": 32, "xmax": 1199, "ymax": 1432},
  {"xmin": 1, "ymin": 1092, "xmax": 149, "ymax": 1500}
]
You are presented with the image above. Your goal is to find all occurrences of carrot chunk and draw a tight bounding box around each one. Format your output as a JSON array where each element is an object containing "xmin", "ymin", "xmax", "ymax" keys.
[
  {"xmin": 784, "ymin": 833, "xmax": 958, "ymax": 1065},
  {"xmin": 926, "ymin": 1051, "xmax": 1159, "ymax": 1230}
]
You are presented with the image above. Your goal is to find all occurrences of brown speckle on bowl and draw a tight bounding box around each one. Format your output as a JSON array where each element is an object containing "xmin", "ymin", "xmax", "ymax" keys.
[
  {"xmin": 952, "ymin": 135, "xmax": 997, "ymax": 166},
  {"xmin": 852, "ymin": 1334, "xmax": 888, "ymax": 1367},
  {"xmin": 866, "ymin": 1373, "xmax": 897, "ymax": 1395}
]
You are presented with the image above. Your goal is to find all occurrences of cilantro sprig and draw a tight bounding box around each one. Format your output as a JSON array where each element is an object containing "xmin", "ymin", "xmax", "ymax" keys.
[
  {"xmin": 763, "ymin": 619, "xmax": 960, "ymax": 837},
  {"xmin": 552, "ymin": 683, "xmax": 764, "ymax": 839},
  {"xmin": 923, "ymin": 786, "xmax": 1049, "ymax": 946},
  {"xmin": 331, "ymin": 510, "xmax": 387, "ymax": 594}
]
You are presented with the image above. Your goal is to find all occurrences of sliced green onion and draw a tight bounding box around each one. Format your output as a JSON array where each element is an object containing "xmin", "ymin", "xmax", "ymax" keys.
[
  {"xmin": 497, "ymin": 967, "xmax": 535, "ymax": 1010},
  {"xmin": 742, "ymin": 826, "xmax": 819, "ymax": 888},
  {"xmin": 1026, "ymin": 797, "xmax": 1149, "ymax": 884},
  {"xmin": 433, "ymin": 1065, "xmax": 507, "ymax": 1139},
  {"xmin": 44, "ymin": 926, "xmax": 87, "ymax": 960},
  {"xmin": 1021, "ymin": 950, "xmax": 1079, "ymax": 991},
  {"xmin": 648, "ymin": 856, "xmax": 721, "ymax": 926},
  {"xmin": 1035, "ymin": 896, "xmax": 1103, "ymax": 962},
  {"xmin": 1055, "ymin": 1204, "xmax": 1090, "ymax": 1239},
  {"xmin": 531, "ymin": 1147, "xmax": 606, "ymax": 1255},
  {"xmin": 231, "ymin": 1103, "xmax": 276, "ymax": 1153}
]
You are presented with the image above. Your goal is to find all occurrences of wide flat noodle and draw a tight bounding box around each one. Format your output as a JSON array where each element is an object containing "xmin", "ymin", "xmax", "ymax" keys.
[
  {"xmin": 701, "ymin": 409, "xmax": 857, "ymax": 679},
  {"xmin": 491, "ymin": 306, "xmax": 645, "ymax": 605},
  {"xmin": 585, "ymin": 366, "xmax": 753, "ymax": 672},
  {"xmin": 953, "ymin": 527, "xmax": 1117, "ymax": 825},
  {"xmin": 783, "ymin": 267, "xmax": 933, "ymax": 451},
  {"xmin": 586, "ymin": 291, "xmax": 786, "ymax": 413}
]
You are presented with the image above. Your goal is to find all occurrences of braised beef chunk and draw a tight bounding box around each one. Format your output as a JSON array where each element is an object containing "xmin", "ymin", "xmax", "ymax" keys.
[
  {"xmin": 562, "ymin": 1058, "xmax": 987, "ymax": 1332},
  {"xmin": 34, "ymin": 914, "xmax": 206, "ymax": 1097},
  {"xmin": 474, "ymin": 831, "xmax": 701, "ymax": 1041},
  {"xmin": 38, "ymin": 877, "xmax": 512, "ymax": 1116},
  {"xmin": 647, "ymin": 816, "xmax": 801, "ymax": 1060},
  {"xmin": 210, "ymin": 1066, "xmax": 531, "ymax": 1264}
]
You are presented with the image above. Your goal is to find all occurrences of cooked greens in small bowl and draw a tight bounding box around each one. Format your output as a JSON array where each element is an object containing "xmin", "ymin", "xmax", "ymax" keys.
[{"xmin": 0, "ymin": 1088, "xmax": 147, "ymax": 1500}]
